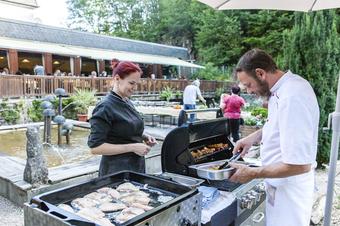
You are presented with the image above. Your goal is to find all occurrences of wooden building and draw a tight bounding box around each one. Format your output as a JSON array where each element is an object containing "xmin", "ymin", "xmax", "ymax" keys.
[{"xmin": 0, "ymin": 18, "xmax": 203, "ymax": 78}]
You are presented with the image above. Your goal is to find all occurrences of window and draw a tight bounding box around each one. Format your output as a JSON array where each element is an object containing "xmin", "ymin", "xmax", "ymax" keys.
[
  {"xmin": 0, "ymin": 50, "xmax": 9, "ymax": 73},
  {"xmin": 18, "ymin": 51, "xmax": 43, "ymax": 75},
  {"xmin": 52, "ymin": 55, "xmax": 71, "ymax": 75},
  {"xmin": 81, "ymin": 57, "xmax": 97, "ymax": 76}
]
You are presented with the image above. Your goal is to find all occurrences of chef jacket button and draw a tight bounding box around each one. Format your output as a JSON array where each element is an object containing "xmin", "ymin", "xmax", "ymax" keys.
[{"xmin": 260, "ymin": 142, "xmax": 263, "ymax": 145}]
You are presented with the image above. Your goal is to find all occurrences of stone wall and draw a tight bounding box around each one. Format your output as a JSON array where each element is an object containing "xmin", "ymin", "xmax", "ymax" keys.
[{"xmin": 240, "ymin": 125, "xmax": 261, "ymax": 138}]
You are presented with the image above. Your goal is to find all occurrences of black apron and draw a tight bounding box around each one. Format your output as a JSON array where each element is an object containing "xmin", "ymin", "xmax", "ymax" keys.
[{"xmin": 88, "ymin": 91, "xmax": 145, "ymax": 177}]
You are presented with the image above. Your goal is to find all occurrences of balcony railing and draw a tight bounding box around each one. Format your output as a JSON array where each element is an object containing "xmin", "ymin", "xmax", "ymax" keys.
[{"xmin": 0, "ymin": 75, "xmax": 232, "ymax": 98}]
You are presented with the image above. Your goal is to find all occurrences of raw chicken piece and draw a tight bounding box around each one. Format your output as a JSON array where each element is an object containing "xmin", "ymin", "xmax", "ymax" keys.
[
  {"xmin": 107, "ymin": 189, "xmax": 120, "ymax": 199},
  {"xmin": 84, "ymin": 192, "xmax": 107, "ymax": 200},
  {"xmin": 121, "ymin": 195, "xmax": 151, "ymax": 205},
  {"xmin": 115, "ymin": 212, "xmax": 137, "ymax": 223},
  {"xmin": 119, "ymin": 191, "xmax": 149, "ymax": 199},
  {"xmin": 121, "ymin": 207, "xmax": 145, "ymax": 215},
  {"xmin": 134, "ymin": 196, "xmax": 151, "ymax": 205},
  {"xmin": 116, "ymin": 182, "xmax": 139, "ymax": 192},
  {"xmin": 96, "ymin": 217, "xmax": 115, "ymax": 226},
  {"xmin": 120, "ymin": 196, "xmax": 135, "ymax": 205},
  {"xmin": 77, "ymin": 207, "xmax": 105, "ymax": 220},
  {"xmin": 97, "ymin": 196, "xmax": 113, "ymax": 204},
  {"xmin": 131, "ymin": 203, "xmax": 153, "ymax": 211},
  {"xmin": 58, "ymin": 204, "xmax": 74, "ymax": 213},
  {"xmin": 99, "ymin": 202, "xmax": 126, "ymax": 212},
  {"xmin": 71, "ymin": 198, "xmax": 98, "ymax": 209},
  {"xmin": 97, "ymin": 187, "xmax": 111, "ymax": 194}
]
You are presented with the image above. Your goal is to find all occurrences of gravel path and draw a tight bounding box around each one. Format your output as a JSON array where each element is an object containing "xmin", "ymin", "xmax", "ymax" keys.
[{"xmin": 0, "ymin": 195, "xmax": 23, "ymax": 226}]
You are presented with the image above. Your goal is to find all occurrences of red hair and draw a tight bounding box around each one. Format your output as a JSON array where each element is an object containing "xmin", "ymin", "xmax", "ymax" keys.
[{"xmin": 111, "ymin": 59, "xmax": 142, "ymax": 79}]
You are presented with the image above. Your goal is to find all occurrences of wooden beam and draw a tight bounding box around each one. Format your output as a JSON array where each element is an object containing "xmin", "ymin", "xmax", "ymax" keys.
[
  {"xmin": 74, "ymin": 57, "xmax": 81, "ymax": 76},
  {"xmin": 98, "ymin": 60, "xmax": 105, "ymax": 74},
  {"xmin": 43, "ymin": 53, "xmax": 52, "ymax": 75},
  {"xmin": 8, "ymin": 49, "xmax": 18, "ymax": 74}
]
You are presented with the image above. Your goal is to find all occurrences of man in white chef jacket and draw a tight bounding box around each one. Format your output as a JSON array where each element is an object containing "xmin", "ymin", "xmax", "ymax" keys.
[{"xmin": 229, "ymin": 48, "xmax": 319, "ymax": 226}]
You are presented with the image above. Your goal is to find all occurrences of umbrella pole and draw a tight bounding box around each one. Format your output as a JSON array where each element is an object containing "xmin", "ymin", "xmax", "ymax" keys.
[{"xmin": 323, "ymin": 74, "xmax": 340, "ymax": 226}]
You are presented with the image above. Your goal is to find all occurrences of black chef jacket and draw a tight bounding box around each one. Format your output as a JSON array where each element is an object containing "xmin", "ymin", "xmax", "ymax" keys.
[{"xmin": 88, "ymin": 91, "xmax": 145, "ymax": 176}]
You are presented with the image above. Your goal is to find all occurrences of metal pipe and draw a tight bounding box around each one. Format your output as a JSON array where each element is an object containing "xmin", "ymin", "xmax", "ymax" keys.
[
  {"xmin": 46, "ymin": 117, "xmax": 51, "ymax": 144},
  {"xmin": 57, "ymin": 124, "xmax": 62, "ymax": 145},
  {"xmin": 43, "ymin": 116, "xmax": 47, "ymax": 143},
  {"xmin": 323, "ymin": 74, "xmax": 340, "ymax": 226},
  {"xmin": 57, "ymin": 95, "xmax": 62, "ymax": 146},
  {"xmin": 66, "ymin": 131, "xmax": 70, "ymax": 145}
]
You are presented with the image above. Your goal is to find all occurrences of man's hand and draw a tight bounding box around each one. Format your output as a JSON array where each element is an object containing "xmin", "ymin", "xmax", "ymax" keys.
[
  {"xmin": 228, "ymin": 163, "xmax": 257, "ymax": 183},
  {"xmin": 233, "ymin": 137, "xmax": 253, "ymax": 157},
  {"xmin": 233, "ymin": 129, "xmax": 262, "ymax": 157}
]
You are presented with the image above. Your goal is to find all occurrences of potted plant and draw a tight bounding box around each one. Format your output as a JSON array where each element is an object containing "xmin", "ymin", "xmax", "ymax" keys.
[{"xmin": 70, "ymin": 88, "xmax": 97, "ymax": 121}]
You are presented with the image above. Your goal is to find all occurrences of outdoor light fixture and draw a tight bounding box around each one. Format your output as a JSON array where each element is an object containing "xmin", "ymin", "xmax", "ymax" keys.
[
  {"xmin": 53, "ymin": 61, "xmax": 60, "ymax": 65},
  {"xmin": 22, "ymin": 59, "xmax": 30, "ymax": 63},
  {"xmin": 0, "ymin": 56, "xmax": 4, "ymax": 60}
]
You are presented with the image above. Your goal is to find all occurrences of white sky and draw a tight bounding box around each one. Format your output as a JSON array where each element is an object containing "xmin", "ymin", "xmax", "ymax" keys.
[{"xmin": 0, "ymin": 0, "xmax": 69, "ymax": 27}]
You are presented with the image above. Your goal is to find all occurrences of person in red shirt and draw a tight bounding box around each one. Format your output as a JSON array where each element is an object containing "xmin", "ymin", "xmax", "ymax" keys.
[{"xmin": 220, "ymin": 85, "xmax": 245, "ymax": 142}]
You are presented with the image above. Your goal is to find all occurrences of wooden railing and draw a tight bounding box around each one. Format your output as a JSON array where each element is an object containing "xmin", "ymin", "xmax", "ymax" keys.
[{"xmin": 0, "ymin": 75, "xmax": 233, "ymax": 98}]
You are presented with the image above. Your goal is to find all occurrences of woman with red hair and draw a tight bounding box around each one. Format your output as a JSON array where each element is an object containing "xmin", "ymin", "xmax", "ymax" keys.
[{"xmin": 88, "ymin": 60, "xmax": 156, "ymax": 176}]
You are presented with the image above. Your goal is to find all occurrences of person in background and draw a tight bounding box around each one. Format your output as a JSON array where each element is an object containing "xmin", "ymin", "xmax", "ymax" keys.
[
  {"xmin": 15, "ymin": 70, "xmax": 23, "ymax": 75},
  {"xmin": 220, "ymin": 85, "xmax": 245, "ymax": 142},
  {"xmin": 88, "ymin": 60, "xmax": 157, "ymax": 177},
  {"xmin": 183, "ymin": 79, "xmax": 206, "ymax": 122},
  {"xmin": 90, "ymin": 71, "xmax": 97, "ymax": 77},
  {"xmin": 2, "ymin": 67, "xmax": 9, "ymax": 75},
  {"xmin": 34, "ymin": 64, "xmax": 45, "ymax": 75},
  {"xmin": 229, "ymin": 49, "xmax": 319, "ymax": 226},
  {"xmin": 101, "ymin": 71, "xmax": 108, "ymax": 77},
  {"xmin": 150, "ymin": 73, "xmax": 156, "ymax": 79},
  {"xmin": 54, "ymin": 69, "xmax": 61, "ymax": 76}
]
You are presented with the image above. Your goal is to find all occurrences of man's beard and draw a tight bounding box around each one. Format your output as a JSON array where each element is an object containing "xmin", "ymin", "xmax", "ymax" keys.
[{"xmin": 255, "ymin": 78, "xmax": 271, "ymax": 98}]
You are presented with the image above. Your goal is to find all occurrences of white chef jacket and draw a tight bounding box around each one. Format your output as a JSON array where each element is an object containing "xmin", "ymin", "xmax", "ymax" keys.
[
  {"xmin": 260, "ymin": 70, "xmax": 319, "ymax": 226},
  {"xmin": 183, "ymin": 85, "xmax": 202, "ymax": 105}
]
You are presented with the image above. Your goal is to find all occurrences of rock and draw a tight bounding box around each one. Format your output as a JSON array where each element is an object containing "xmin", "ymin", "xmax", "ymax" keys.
[
  {"xmin": 311, "ymin": 195, "xmax": 326, "ymax": 225},
  {"xmin": 23, "ymin": 126, "xmax": 48, "ymax": 187}
]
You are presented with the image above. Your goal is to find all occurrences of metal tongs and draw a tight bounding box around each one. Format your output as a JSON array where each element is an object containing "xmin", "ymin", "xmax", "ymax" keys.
[{"xmin": 218, "ymin": 152, "xmax": 242, "ymax": 170}]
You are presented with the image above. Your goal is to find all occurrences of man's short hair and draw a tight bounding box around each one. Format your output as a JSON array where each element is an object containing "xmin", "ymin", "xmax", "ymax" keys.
[
  {"xmin": 231, "ymin": 85, "xmax": 241, "ymax": 95},
  {"xmin": 235, "ymin": 48, "xmax": 277, "ymax": 78},
  {"xmin": 192, "ymin": 79, "xmax": 200, "ymax": 87}
]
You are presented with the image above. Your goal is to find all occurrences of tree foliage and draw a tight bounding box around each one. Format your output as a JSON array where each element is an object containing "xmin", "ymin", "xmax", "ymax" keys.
[
  {"xmin": 279, "ymin": 11, "xmax": 340, "ymax": 166},
  {"xmin": 66, "ymin": 1, "xmax": 295, "ymax": 67}
]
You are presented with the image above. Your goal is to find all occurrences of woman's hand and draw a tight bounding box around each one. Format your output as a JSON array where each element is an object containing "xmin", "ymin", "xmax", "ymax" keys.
[
  {"xmin": 142, "ymin": 134, "xmax": 157, "ymax": 147},
  {"xmin": 130, "ymin": 143, "xmax": 151, "ymax": 156}
]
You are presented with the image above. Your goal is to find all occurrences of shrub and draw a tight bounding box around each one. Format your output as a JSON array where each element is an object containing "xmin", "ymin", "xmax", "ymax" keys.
[
  {"xmin": 160, "ymin": 87, "xmax": 173, "ymax": 101},
  {"xmin": 251, "ymin": 107, "xmax": 268, "ymax": 118},
  {"xmin": 28, "ymin": 99, "xmax": 43, "ymax": 122}
]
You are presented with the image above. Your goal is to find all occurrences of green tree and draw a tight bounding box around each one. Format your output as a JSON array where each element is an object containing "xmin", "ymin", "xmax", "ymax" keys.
[
  {"xmin": 279, "ymin": 11, "xmax": 340, "ymax": 167},
  {"xmin": 67, "ymin": 0, "xmax": 160, "ymax": 41},
  {"xmin": 194, "ymin": 9, "xmax": 243, "ymax": 66}
]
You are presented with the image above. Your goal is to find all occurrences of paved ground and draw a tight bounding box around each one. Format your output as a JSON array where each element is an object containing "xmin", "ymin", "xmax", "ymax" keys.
[{"xmin": 0, "ymin": 195, "xmax": 23, "ymax": 226}]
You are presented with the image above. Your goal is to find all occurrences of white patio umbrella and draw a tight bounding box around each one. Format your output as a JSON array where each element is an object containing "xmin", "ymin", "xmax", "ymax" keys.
[
  {"xmin": 198, "ymin": 0, "xmax": 340, "ymax": 12},
  {"xmin": 197, "ymin": 1, "xmax": 340, "ymax": 226}
]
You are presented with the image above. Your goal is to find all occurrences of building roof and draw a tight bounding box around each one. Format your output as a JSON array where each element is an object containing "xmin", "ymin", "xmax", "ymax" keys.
[
  {"xmin": 0, "ymin": 18, "xmax": 189, "ymax": 59},
  {"xmin": 0, "ymin": 0, "xmax": 38, "ymax": 8}
]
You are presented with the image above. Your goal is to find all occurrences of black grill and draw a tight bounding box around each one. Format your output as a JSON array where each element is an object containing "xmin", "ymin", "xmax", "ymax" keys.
[{"xmin": 161, "ymin": 118, "xmax": 235, "ymax": 177}]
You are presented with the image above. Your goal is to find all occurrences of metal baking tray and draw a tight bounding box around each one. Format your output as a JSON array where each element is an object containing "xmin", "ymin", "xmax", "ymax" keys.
[{"xmin": 189, "ymin": 160, "xmax": 251, "ymax": 181}]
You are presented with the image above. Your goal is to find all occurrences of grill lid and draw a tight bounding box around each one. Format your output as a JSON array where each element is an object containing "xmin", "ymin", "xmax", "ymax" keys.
[{"xmin": 161, "ymin": 118, "xmax": 233, "ymax": 176}]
